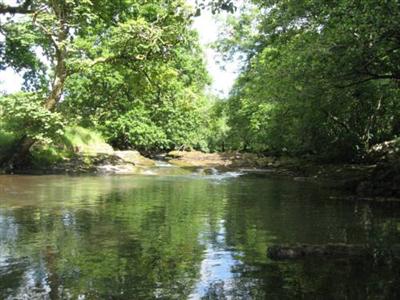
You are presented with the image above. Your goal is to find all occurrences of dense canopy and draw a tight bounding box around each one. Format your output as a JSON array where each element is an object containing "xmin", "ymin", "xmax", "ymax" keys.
[
  {"xmin": 1, "ymin": 0, "xmax": 400, "ymax": 167},
  {"xmin": 219, "ymin": 0, "xmax": 400, "ymax": 161}
]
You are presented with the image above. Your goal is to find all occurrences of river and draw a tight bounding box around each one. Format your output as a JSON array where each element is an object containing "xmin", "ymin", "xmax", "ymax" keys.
[{"xmin": 1, "ymin": 172, "xmax": 399, "ymax": 299}]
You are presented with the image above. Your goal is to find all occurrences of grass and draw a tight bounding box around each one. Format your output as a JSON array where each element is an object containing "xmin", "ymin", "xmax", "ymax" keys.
[
  {"xmin": 61, "ymin": 126, "xmax": 113, "ymax": 155},
  {"xmin": 30, "ymin": 126, "xmax": 114, "ymax": 167},
  {"xmin": 28, "ymin": 126, "xmax": 112, "ymax": 168},
  {"xmin": 31, "ymin": 145, "xmax": 71, "ymax": 167}
]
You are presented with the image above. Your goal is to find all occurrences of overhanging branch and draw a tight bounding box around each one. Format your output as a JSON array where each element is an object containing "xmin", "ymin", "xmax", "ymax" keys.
[{"xmin": 334, "ymin": 74, "xmax": 400, "ymax": 89}]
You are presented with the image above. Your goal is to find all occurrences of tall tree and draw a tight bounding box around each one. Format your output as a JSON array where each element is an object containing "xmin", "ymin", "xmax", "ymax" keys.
[{"xmin": 0, "ymin": 0, "xmax": 210, "ymax": 166}]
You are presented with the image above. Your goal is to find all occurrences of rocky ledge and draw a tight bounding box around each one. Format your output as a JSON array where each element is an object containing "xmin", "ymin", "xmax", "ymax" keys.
[
  {"xmin": 14, "ymin": 150, "xmax": 156, "ymax": 175},
  {"xmin": 166, "ymin": 150, "xmax": 400, "ymax": 199}
]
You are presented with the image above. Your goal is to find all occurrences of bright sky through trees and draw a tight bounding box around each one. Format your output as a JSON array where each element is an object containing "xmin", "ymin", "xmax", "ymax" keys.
[
  {"xmin": 191, "ymin": 6, "xmax": 239, "ymax": 97},
  {"xmin": 0, "ymin": 0, "xmax": 23, "ymax": 93}
]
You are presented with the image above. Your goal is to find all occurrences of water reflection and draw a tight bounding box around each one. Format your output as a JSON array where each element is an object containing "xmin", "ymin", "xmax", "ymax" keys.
[
  {"xmin": 189, "ymin": 220, "xmax": 240, "ymax": 299},
  {"xmin": 0, "ymin": 175, "xmax": 400, "ymax": 299}
]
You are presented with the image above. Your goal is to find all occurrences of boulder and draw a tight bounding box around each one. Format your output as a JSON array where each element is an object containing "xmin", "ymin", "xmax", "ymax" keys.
[{"xmin": 114, "ymin": 150, "xmax": 155, "ymax": 167}]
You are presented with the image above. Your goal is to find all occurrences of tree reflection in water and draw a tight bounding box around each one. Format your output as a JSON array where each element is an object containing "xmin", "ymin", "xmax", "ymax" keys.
[{"xmin": 1, "ymin": 175, "xmax": 400, "ymax": 299}]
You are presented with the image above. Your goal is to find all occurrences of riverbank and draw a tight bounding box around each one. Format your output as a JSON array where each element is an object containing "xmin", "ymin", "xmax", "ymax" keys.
[
  {"xmin": 169, "ymin": 147, "xmax": 400, "ymax": 199},
  {"xmin": 166, "ymin": 150, "xmax": 397, "ymax": 198},
  {"xmin": 2, "ymin": 150, "xmax": 156, "ymax": 175},
  {"xmin": 158, "ymin": 150, "xmax": 399, "ymax": 199},
  {"xmin": 2, "ymin": 148, "xmax": 399, "ymax": 200}
]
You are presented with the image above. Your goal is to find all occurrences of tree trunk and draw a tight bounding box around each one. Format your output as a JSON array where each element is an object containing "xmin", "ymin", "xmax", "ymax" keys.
[
  {"xmin": 6, "ymin": 70, "xmax": 66, "ymax": 171},
  {"xmin": 4, "ymin": 50, "xmax": 67, "ymax": 170},
  {"xmin": 4, "ymin": 10, "xmax": 69, "ymax": 170},
  {"xmin": 45, "ymin": 47, "xmax": 67, "ymax": 111},
  {"xmin": 1, "ymin": 136, "xmax": 35, "ymax": 171}
]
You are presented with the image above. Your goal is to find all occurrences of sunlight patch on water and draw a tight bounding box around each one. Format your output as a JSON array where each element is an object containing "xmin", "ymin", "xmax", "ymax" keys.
[{"xmin": 189, "ymin": 220, "xmax": 240, "ymax": 299}]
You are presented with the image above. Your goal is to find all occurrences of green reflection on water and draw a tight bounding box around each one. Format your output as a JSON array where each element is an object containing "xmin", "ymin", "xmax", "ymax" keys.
[{"xmin": 1, "ymin": 174, "xmax": 400, "ymax": 299}]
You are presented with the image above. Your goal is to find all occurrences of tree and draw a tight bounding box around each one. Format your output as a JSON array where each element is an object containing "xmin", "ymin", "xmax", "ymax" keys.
[
  {"xmin": 0, "ymin": 0, "xmax": 211, "ymax": 166},
  {"xmin": 0, "ymin": 0, "xmax": 108, "ymax": 166},
  {"xmin": 219, "ymin": 0, "xmax": 400, "ymax": 160},
  {"xmin": 60, "ymin": 2, "xmax": 211, "ymax": 151}
]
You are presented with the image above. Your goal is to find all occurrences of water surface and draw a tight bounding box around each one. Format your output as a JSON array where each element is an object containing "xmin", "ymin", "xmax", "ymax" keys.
[{"xmin": 1, "ymin": 173, "xmax": 399, "ymax": 299}]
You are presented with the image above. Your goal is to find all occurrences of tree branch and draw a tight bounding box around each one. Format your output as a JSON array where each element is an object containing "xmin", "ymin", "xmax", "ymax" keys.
[
  {"xmin": 334, "ymin": 74, "xmax": 400, "ymax": 89},
  {"xmin": 72, "ymin": 54, "xmax": 141, "ymax": 71},
  {"xmin": 321, "ymin": 108, "xmax": 352, "ymax": 134},
  {"xmin": 33, "ymin": 21, "xmax": 60, "ymax": 51}
]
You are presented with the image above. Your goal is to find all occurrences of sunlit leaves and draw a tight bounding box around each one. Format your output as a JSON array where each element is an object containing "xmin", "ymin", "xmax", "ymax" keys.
[
  {"xmin": 61, "ymin": 0, "xmax": 211, "ymax": 152},
  {"xmin": 0, "ymin": 93, "xmax": 64, "ymax": 142}
]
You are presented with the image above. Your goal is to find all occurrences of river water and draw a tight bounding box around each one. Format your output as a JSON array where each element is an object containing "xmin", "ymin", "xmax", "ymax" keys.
[{"xmin": 0, "ymin": 173, "xmax": 399, "ymax": 299}]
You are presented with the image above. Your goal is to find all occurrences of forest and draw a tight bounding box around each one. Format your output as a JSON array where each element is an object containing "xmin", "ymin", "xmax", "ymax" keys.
[
  {"xmin": 2, "ymin": 1, "xmax": 400, "ymax": 299},
  {"xmin": 0, "ymin": 0, "xmax": 399, "ymax": 167}
]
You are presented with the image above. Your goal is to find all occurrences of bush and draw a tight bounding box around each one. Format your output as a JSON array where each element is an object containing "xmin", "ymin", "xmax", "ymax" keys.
[
  {"xmin": 0, "ymin": 126, "xmax": 17, "ymax": 163},
  {"xmin": 0, "ymin": 92, "xmax": 64, "ymax": 143}
]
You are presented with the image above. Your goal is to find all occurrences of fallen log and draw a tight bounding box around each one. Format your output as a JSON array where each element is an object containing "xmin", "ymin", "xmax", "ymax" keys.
[{"xmin": 267, "ymin": 243, "xmax": 400, "ymax": 260}]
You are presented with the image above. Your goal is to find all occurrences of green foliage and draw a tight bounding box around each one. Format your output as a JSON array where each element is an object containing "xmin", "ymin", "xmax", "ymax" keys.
[
  {"xmin": 0, "ymin": 126, "xmax": 17, "ymax": 162},
  {"xmin": 194, "ymin": 0, "xmax": 237, "ymax": 15},
  {"xmin": 61, "ymin": 0, "xmax": 212, "ymax": 152},
  {"xmin": 219, "ymin": 0, "xmax": 400, "ymax": 161},
  {"xmin": 62, "ymin": 126, "xmax": 112, "ymax": 154},
  {"xmin": 203, "ymin": 98, "xmax": 230, "ymax": 152},
  {"xmin": 25, "ymin": 126, "xmax": 110, "ymax": 167},
  {"xmin": 0, "ymin": 0, "xmax": 217, "ymax": 161},
  {"xmin": 102, "ymin": 109, "xmax": 167, "ymax": 150},
  {"xmin": 0, "ymin": 93, "xmax": 64, "ymax": 143},
  {"xmin": 30, "ymin": 145, "xmax": 70, "ymax": 167},
  {"xmin": 9, "ymin": 0, "xmax": 400, "ymax": 163}
]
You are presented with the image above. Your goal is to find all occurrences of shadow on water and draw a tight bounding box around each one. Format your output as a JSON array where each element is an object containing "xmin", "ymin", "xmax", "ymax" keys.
[{"xmin": 1, "ymin": 174, "xmax": 400, "ymax": 299}]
